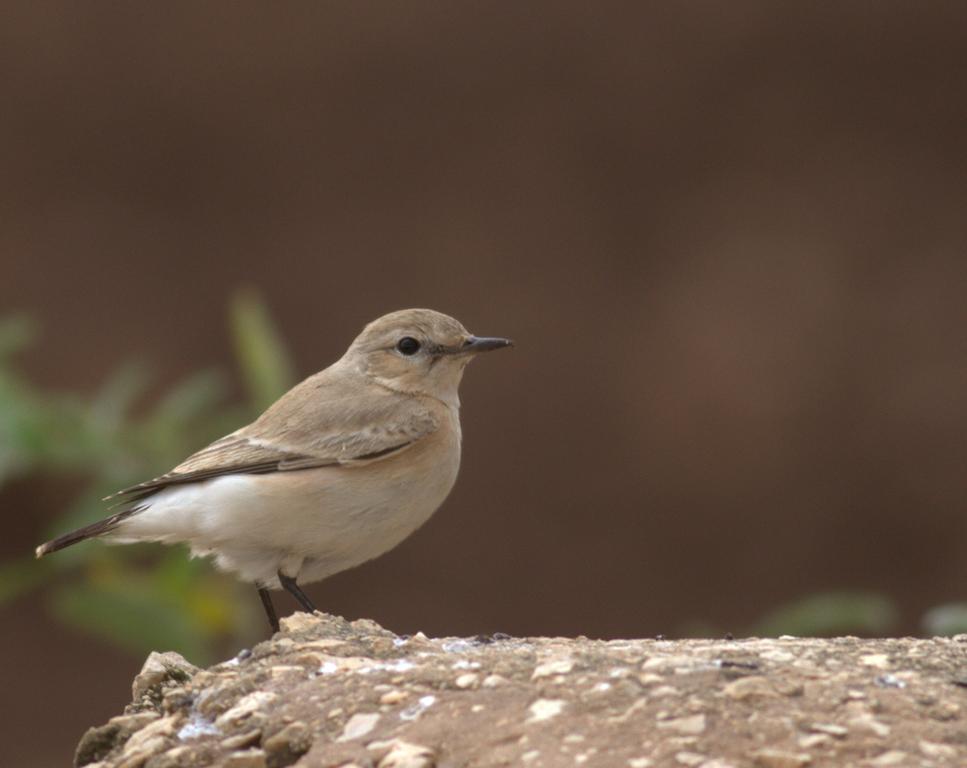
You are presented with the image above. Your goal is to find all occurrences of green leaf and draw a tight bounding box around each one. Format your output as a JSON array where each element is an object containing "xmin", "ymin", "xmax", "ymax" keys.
[
  {"xmin": 229, "ymin": 289, "xmax": 295, "ymax": 410},
  {"xmin": 753, "ymin": 591, "xmax": 898, "ymax": 637},
  {"xmin": 922, "ymin": 603, "xmax": 967, "ymax": 636}
]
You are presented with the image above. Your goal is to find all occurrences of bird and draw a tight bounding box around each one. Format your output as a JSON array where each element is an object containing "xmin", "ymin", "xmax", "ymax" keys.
[{"xmin": 35, "ymin": 309, "xmax": 512, "ymax": 632}]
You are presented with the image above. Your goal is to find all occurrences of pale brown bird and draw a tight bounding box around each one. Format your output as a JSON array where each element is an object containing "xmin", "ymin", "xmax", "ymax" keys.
[{"xmin": 36, "ymin": 309, "xmax": 512, "ymax": 632}]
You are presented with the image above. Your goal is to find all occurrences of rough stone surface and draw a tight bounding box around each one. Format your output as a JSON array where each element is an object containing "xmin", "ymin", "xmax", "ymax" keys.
[{"xmin": 74, "ymin": 613, "xmax": 967, "ymax": 767}]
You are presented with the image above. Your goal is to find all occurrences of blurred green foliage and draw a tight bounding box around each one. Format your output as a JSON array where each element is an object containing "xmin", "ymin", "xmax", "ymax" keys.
[
  {"xmin": 752, "ymin": 591, "xmax": 899, "ymax": 637},
  {"xmin": 0, "ymin": 290, "xmax": 295, "ymax": 664},
  {"xmin": 682, "ymin": 589, "xmax": 967, "ymax": 640}
]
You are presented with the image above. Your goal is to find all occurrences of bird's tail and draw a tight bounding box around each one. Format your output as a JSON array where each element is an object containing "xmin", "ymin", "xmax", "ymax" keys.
[{"xmin": 34, "ymin": 508, "xmax": 140, "ymax": 558}]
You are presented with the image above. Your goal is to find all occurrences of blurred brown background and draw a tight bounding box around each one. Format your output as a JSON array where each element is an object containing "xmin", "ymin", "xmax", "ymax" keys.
[{"xmin": 3, "ymin": 2, "xmax": 967, "ymax": 764}]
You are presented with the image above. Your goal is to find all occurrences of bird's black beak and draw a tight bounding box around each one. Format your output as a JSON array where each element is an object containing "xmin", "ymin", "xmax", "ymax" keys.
[{"xmin": 461, "ymin": 336, "xmax": 514, "ymax": 354}]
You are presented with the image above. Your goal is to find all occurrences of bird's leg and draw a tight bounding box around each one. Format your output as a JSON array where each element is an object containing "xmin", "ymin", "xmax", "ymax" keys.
[
  {"xmin": 278, "ymin": 571, "xmax": 317, "ymax": 613},
  {"xmin": 258, "ymin": 586, "xmax": 280, "ymax": 633}
]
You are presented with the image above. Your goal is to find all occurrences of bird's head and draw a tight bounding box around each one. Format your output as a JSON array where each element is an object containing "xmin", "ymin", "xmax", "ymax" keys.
[{"xmin": 343, "ymin": 308, "xmax": 512, "ymax": 406}]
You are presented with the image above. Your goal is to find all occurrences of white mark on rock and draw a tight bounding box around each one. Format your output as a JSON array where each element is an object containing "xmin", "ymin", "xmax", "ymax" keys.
[
  {"xmin": 359, "ymin": 659, "xmax": 416, "ymax": 675},
  {"xmin": 528, "ymin": 698, "xmax": 566, "ymax": 723},
  {"xmin": 400, "ymin": 695, "xmax": 436, "ymax": 721},
  {"xmin": 609, "ymin": 667, "xmax": 631, "ymax": 678},
  {"xmin": 442, "ymin": 640, "xmax": 474, "ymax": 653},
  {"xmin": 177, "ymin": 714, "xmax": 220, "ymax": 741},
  {"xmin": 759, "ymin": 649, "xmax": 794, "ymax": 663}
]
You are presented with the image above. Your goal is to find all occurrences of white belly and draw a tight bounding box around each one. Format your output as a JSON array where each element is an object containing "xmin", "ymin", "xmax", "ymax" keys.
[{"xmin": 113, "ymin": 427, "xmax": 461, "ymax": 587}]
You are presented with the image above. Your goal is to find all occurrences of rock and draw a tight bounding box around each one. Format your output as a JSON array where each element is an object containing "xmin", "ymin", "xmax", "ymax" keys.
[
  {"xmin": 848, "ymin": 713, "xmax": 891, "ymax": 737},
  {"xmin": 278, "ymin": 611, "xmax": 325, "ymax": 634},
  {"xmin": 223, "ymin": 749, "xmax": 268, "ymax": 768},
  {"xmin": 215, "ymin": 692, "xmax": 278, "ymax": 728},
  {"xmin": 220, "ymin": 729, "xmax": 262, "ymax": 750},
  {"xmin": 262, "ymin": 721, "xmax": 312, "ymax": 765},
  {"xmin": 131, "ymin": 652, "xmax": 199, "ymax": 702},
  {"xmin": 674, "ymin": 751, "xmax": 706, "ymax": 765},
  {"xmin": 337, "ymin": 713, "xmax": 380, "ymax": 742},
  {"xmin": 919, "ymin": 740, "xmax": 957, "ymax": 758},
  {"xmin": 868, "ymin": 751, "xmax": 907, "ymax": 766},
  {"xmin": 532, "ymin": 658, "xmax": 575, "ymax": 679},
  {"xmin": 722, "ymin": 676, "xmax": 776, "ymax": 700},
  {"xmin": 527, "ymin": 698, "xmax": 565, "ymax": 722},
  {"xmin": 657, "ymin": 714, "xmax": 706, "ymax": 735},
  {"xmin": 71, "ymin": 615, "xmax": 967, "ymax": 767},
  {"xmin": 75, "ymin": 724, "xmax": 124, "ymax": 767},
  {"xmin": 807, "ymin": 723, "xmax": 848, "ymax": 738},
  {"xmin": 377, "ymin": 740, "xmax": 436, "ymax": 768},
  {"xmin": 121, "ymin": 715, "xmax": 178, "ymax": 754},
  {"xmin": 750, "ymin": 748, "xmax": 812, "ymax": 768},
  {"xmin": 379, "ymin": 689, "xmax": 409, "ymax": 704}
]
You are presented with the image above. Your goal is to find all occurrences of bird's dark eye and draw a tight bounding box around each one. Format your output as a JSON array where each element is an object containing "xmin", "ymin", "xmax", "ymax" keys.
[{"xmin": 396, "ymin": 337, "xmax": 421, "ymax": 356}]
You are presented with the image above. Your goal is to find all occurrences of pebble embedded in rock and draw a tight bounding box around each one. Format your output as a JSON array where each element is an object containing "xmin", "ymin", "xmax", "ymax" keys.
[
  {"xmin": 222, "ymin": 748, "xmax": 268, "ymax": 768},
  {"xmin": 262, "ymin": 721, "xmax": 312, "ymax": 765},
  {"xmin": 656, "ymin": 714, "xmax": 706, "ymax": 735},
  {"xmin": 338, "ymin": 713, "xmax": 380, "ymax": 742},
  {"xmin": 722, "ymin": 676, "xmax": 776, "ymax": 700},
  {"xmin": 919, "ymin": 740, "xmax": 956, "ymax": 758},
  {"xmin": 750, "ymin": 748, "xmax": 812, "ymax": 768},
  {"xmin": 220, "ymin": 729, "xmax": 262, "ymax": 750},
  {"xmin": 807, "ymin": 723, "xmax": 848, "ymax": 738},
  {"xmin": 377, "ymin": 740, "xmax": 436, "ymax": 768},
  {"xmin": 674, "ymin": 751, "xmax": 706, "ymax": 765},
  {"xmin": 380, "ymin": 689, "xmax": 409, "ymax": 705},
  {"xmin": 532, "ymin": 658, "xmax": 575, "ymax": 679},
  {"xmin": 868, "ymin": 751, "xmax": 908, "ymax": 766},
  {"xmin": 131, "ymin": 652, "xmax": 199, "ymax": 702},
  {"xmin": 279, "ymin": 611, "xmax": 326, "ymax": 634},
  {"xmin": 215, "ymin": 692, "xmax": 278, "ymax": 728}
]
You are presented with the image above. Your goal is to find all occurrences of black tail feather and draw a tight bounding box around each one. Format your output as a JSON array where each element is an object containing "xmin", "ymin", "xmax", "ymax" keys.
[{"xmin": 35, "ymin": 508, "xmax": 140, "ymax": 558}]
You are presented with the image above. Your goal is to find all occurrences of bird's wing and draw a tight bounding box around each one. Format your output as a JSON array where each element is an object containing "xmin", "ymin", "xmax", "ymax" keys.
[{"xmin": 108, "ymin": 381, "xmax": 440, "ymax": 504}]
